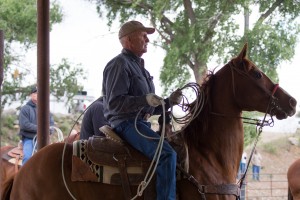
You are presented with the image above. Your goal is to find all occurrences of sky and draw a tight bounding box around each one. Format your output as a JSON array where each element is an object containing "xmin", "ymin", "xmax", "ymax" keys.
[
  {"xmin": 26, "ymin": 0, "xmax": 165, "ymax": 99},
  {"xmin": 25, "ymin": 0, "xmax": 300, "ymax": 100},
  {"xmin": 23, "ymin": 0, "xmax": 300, "ymax": 130}
]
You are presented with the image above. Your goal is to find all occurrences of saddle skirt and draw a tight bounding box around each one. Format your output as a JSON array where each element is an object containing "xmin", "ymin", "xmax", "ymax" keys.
[{"xmin": 71, "ymin": 135, "xmax": 152, "ymax": 185}]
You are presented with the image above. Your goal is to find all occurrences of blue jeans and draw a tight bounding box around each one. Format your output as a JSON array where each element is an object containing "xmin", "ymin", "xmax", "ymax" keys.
[
  {"xmin": 238, "ymin": 162, "xmax": 246, "ymax": 179},
  {"xmin": 252, "ymin": 165, "xmax": 260, "ymax": 180},
  {"xmin": 114, "ymin": 119, "xmax": 177, "ymax": 200},
  {"xmin": 240, "ymin": 163, "xmax": 246, "ymax": 174},
  {"xmin": 22, "ymin": 137, "xmax": 35, "ymax": 165}
]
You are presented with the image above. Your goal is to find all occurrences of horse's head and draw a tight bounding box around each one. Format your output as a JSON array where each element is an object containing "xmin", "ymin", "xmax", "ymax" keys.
[{"xmin": 225, "ymin": 43, "xmax": 297, "ymax": 120}]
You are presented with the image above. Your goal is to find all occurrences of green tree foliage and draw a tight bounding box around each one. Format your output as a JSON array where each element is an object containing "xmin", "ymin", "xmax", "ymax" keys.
[
  {"xmin": 90, "ymin": 0, "xmax": 300, "ymax": 94},
  {"xmin": 243, "ymin": 112, "xmax": 261, "ymax": 147},
  {"xmin": 0, "ymin": 0, "xmax": 86, "ymax": 107},
  {"xmin": 50, "ymin": 59, "xmax": 86, "ymax": 103},
  {"xmin": 90, "ymin": 0, "xmax": 300, "ymax": 146}
]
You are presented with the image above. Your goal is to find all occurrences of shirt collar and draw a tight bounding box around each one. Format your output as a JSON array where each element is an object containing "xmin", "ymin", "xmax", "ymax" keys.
[{"xmin": 121, "ymin": 48, "xmax": 144, "ymax": 64}]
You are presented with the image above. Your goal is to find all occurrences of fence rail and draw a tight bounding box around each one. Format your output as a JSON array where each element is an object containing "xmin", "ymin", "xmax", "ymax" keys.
[{"xmin": 239, "ymin": 173, "xmax": 288, "ymax": 200}]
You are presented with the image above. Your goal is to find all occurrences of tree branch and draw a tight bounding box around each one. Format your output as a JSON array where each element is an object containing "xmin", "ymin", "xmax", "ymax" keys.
[
  {"xmin": 183, "ymin": 0, "xmax": 196, "ymax": 24},
  {"xmin": 203, "ymin": 12, "xmax": 223, "ymax": 43},
  {"xmin": 257, "ymin": 0, "xmax": 284, "ymax": 22},
  {"xmin": 158, "ymin": 16, "xmax": 174, "ymax": 44}
]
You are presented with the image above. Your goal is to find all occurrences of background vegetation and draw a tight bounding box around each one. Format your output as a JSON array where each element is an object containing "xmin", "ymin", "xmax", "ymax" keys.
[
  {"xmin": 1, "ymin": 0, "xmax": 300, "ymax": 147},
  {"xmin": 90, "ymin": 0, "xmax": 300, "ymax": 146},
  {"xmin": 0, "ymin": 0, "xmax": 86, "ymax": 109},
  {"xmin": 0, "ymin": 111, "xmax": 81, "ymax": 146},
  {"xmin": 91, "ymin": 0, "xmax": 300, "ymax": 95}
]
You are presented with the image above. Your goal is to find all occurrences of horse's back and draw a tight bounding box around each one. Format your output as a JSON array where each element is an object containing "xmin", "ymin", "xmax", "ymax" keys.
[
  {"xmin": 1, "ymin": 145, "xmax": 18, "ymax": 197},
  {"xmin": 288, "ymin": 158, "xmax": 300, "ymax": 200},
  {"xmin": 9, "ymin": 142, "xmax": 140, "ymax": 200}
]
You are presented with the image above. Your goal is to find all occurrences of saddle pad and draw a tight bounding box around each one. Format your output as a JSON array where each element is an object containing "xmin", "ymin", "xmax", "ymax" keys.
[{"xmin": 71, "ymin": 140, "xmax": 145, "ymax": 185}]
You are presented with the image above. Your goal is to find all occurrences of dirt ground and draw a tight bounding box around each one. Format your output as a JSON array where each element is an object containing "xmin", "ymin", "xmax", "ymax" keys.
[
  {"xmin": 241, "ymin": 130, "xmax": 300, "ymax": 199},
  {"xmin": 253, "ymin": 130, "xmax": 300, "ymax": 174}
]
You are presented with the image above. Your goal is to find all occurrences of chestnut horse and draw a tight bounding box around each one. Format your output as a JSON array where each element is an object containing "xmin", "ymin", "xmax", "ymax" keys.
[
  {"xmin": 288, "ymin": 158, "xmax": 300, "ymax": 200},
  {"xmin": 2, "ymin": 44, "xmax": 297, "ymax": 200},
  {"xmin": 0, "ymin": 129, "xmax": 80, "ymax": 198}
]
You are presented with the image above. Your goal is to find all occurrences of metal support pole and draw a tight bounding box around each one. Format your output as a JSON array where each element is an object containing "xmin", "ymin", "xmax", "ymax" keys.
[
  {"xmin": 0, "ymin": 30, "xmax": 3, "ymax": 88},
  {"xmin": 0, "ymin": 30, "xmax": 4, "ymax": 143},
  {"xmin": 0, "ymin": 31, "xmax": 4, "ymax": 176},
  {"xmin": 37, "ymin": 0, "xmax": 50, "ymax": 150}
]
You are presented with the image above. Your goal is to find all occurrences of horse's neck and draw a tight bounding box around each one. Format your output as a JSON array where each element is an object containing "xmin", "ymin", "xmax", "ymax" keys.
[
  {"xmin": 188, "ymin": 117, "xmax": 243, "ymax": 183},
  {"xmin": 209, "ymin": 81, "xmax": 244, "ymax": 153},
  {"xmin": 187, "ymin": 93, "xmax": 244, "ymax": 183}
]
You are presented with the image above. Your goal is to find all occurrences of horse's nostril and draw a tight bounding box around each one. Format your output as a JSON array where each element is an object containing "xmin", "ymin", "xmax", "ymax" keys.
[{"xmin": 289, "ymin": 98, "xmax": 297, "ymax": 108}]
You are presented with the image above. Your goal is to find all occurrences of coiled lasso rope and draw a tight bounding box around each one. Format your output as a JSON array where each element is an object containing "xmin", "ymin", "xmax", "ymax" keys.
[
  {"xmin": 131, "ymin": 82, "xmax": 205, "ymax": 199},
  {"xmin": 162, "ymin": 82, "xmax": 206, "ymax": 141},
  {"xmin": 131, "ymin": 99, "xmax": 167, "ymax": 200},
  {"xmin": 172, "ymin": 82, "xmax": 205, "ymax": 132}
]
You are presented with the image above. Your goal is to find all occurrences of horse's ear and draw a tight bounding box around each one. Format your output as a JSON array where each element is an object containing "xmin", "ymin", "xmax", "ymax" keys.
[{"xmin": 237, "ymin": 43, "xmax": 248, "ymax": 60}]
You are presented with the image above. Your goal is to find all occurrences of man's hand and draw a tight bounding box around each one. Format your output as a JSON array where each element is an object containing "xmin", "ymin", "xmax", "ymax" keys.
[
  {"xmin": 146, "ymin": 93, "xmax": 164, "ymax": 107},
  {"xmin": 169, "ymin": 89, "xmax": 183, "ymax": 105}
]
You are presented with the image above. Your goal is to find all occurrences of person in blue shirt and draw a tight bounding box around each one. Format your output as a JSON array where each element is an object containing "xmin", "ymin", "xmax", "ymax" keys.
[
  {"xmin": 102, "ymin": 20, "xmax": 182, "ymax": 200},
  {"xmin": 18, "ymin": 86, "xmax": 54, "ymax": 165},
  {"xmin": 80, "ymin": 97, "xmax": 109, "ymax": 139}
]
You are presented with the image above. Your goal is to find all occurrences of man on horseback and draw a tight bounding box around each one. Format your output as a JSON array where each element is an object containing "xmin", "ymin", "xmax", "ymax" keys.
[
  {"xmin": 102, "ymin": 20, "xmax": 182, "ymax": 200},
  {"xmin": 18, "ymin": 85, "xmax": 54, "ymax": 165},
  {"xmin": 80, "ymin": 96, "xmax": 109, "ymax": 139}
]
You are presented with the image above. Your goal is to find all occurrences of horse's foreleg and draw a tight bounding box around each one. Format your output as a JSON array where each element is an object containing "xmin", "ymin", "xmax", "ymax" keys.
[
  {"xmin": 288, "ymin": 187, "xmax": 294, "ymax": 200},
  {"xmin": 1, "ymin": 174, "xmax": 14, "ymax": 200}
]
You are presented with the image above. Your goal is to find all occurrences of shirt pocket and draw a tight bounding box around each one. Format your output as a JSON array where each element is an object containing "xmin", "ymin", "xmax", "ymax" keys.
[{"xmin": 129, "ymin": 75, "xmax": 150, "ymax": 95}]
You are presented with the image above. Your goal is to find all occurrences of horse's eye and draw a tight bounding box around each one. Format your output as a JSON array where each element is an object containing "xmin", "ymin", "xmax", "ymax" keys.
[{"xmin": 253, "ymin": 71, "xmax": 262, "ymax": 79}]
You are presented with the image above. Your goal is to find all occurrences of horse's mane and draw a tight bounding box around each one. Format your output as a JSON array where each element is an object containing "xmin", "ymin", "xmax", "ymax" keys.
[{"xmin": 180, "ymin": 69, "xmax": 217, "ymax": 147}]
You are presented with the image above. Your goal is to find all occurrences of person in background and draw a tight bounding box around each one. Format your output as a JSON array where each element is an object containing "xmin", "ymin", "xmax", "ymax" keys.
[
  {"xmin": 102, "ymin": 20, "xmax": 182, "ymax": 200},
  {"xmin": 239, "ymin": 151, "xmax": 247, "ymax": 177},
  {"xmin": 18, "ymin": 85, "xmax": 54, "ymax": 165},
  {"xmin": 252, "ymin": 149, "xmax": 262, "ymax": 181},
  {"xmin": 80, "ymin": 97, "xmax": 109, "ymax": 140}
]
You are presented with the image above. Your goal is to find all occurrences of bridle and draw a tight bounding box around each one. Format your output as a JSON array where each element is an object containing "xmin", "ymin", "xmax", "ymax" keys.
[
  {"xmin": 228, "ymin": 61, "xmax": 283, "ymax": 119},
  {"xmin": 227, "ymin": 60, "xmax": 282, "ymax": 199},
  {"xmin": 177, "ymin": 60, "xmax": 282, "ymax": 200},
  {"xmin": 210, "ymin": 61, "xmax": 283, "ymax": 126}
]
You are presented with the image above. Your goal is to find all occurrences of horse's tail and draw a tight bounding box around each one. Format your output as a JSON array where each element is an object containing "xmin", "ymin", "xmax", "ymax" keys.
[
  {"xmin": 1, "ymin": 174, "xmax": 14, "ymax": 200},
  {"xmin": 288, "ymin": 187, "xmax": 293, "ymax": 200}
]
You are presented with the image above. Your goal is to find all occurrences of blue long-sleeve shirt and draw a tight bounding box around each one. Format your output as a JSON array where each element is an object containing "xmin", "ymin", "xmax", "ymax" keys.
[
  {"xmin": 102, "ymin": 49, "xmax": 170, "ymax": 128},
  {"xmin": 80, "ymin": 97, "xmax": 109, "ymax": 139},
  {"xmin": 18, "ymin": 100, "xmax": 54, "ymax": 139}
]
